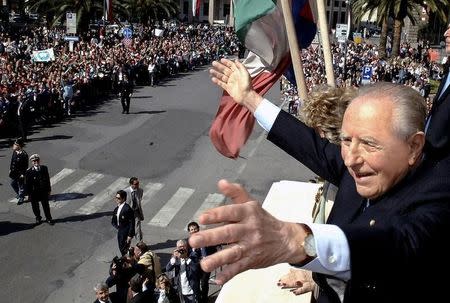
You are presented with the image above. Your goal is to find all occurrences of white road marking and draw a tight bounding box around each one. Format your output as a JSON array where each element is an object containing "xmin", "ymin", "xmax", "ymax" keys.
[{"xmin": 148, "ymin": 187, "xmax": 195, "ymax": 227}]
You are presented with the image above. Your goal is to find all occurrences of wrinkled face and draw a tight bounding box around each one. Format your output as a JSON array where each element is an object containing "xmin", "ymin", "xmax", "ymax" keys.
[
  {"xmin": 96, "ymin": 289, "xmax": 109, "ymax": 301},
  {"xmin": 340, "ymin": 97, "xmax": 414, "ymax": 199},
  {"xmin": 445, "ymin": 24, "xmax": 450, "ymax": 55}
]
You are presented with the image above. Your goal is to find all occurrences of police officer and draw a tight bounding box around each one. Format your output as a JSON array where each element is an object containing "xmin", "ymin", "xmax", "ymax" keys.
[
  {"xmin": 25, "ymin": 154, "xmax": 54, "ymax": 225},
  {"xmin": 119, "ymin": 74, "xmax": 133, "ymax": 114},
  {"xmin": 9, "ymin": 138, "xmax": 28, "ymax": 205}
]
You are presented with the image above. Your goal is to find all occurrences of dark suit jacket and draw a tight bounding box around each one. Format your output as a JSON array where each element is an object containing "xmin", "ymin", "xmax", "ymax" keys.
[
  {"xmin": 9, "ymin": 150, "xmax": 28, "ymax": 178},
  {"xmin": 25, "ymin": 165, "xmax": 51, "ymax": 198},
  {"xmin": 425, "ymin": 72, "xmax": 450, "ymax": 158},
  {"xmin": 112, "ymin": 202, "xmax": 135, "ymax": 238},
  {"xmin": 165, "ymin": 257, "xmax": 201, "ymax": 297},
  {"xmin": 267, "ymin": 110, "xmax": 450, "ymax": 303}
]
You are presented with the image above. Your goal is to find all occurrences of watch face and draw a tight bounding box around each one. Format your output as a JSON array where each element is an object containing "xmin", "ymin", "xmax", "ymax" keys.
[{"xmin": 304, "ymin": 234, "xmax": 317, "ymax": 257}]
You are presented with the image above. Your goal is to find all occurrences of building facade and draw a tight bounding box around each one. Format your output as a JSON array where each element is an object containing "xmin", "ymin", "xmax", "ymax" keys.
[{"xmin": 177, "ymin": 0, "xmax": 233, "ymax": 26}]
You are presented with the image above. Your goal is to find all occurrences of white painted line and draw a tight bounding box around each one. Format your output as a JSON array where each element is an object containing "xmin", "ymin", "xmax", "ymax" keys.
[
  {"xmin": 50, "ymin": 173, "xmax": 104, "ymax": 209},
  {"xmin": 50, "ymin": 168, "xmax": 76, "ymax": 186},
  {"xmin": 75, "ymin": 177, "xmax": 129, "ymax": 214},
  {"xmin": 148, "ymin": 187, "xmax": 195, "ymax": 227},
  {"xmin": 141, "ymin": 182, "xmax": 164, "ymax": 207},
  {"xmin": 191, "ymin": 193, "xmax": 225, "ymax": 222},
  {"xmin": 10, "ymin": 168, "xmax": 76, "ymax": 203}
]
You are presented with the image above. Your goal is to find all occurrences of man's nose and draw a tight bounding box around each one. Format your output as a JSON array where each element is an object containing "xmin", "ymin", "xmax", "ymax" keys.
[{"xmin": 343, "ymin": 144, "xmax": 363, "ymax": 168}]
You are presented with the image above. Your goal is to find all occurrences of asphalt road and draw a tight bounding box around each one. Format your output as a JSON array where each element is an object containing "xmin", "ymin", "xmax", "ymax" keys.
[{"xmin": 0, "ymin": 66, "xmax": 316, "ymax": 303}]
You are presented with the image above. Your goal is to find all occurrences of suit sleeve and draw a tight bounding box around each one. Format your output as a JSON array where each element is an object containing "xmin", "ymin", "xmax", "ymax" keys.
[{"xmin": 267, "ymin": 110, "xmax": 345, "ymax": 185}]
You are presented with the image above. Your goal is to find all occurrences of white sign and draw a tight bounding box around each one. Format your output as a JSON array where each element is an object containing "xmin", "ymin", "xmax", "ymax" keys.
[
  {"xmin": 66, "ymin": 12, "xmax": 77, "ymax": 34},
  {"xmin": 32, "ymin": 48, "xmax": 55, "ymax": 62},
  {"xmin": 335, "ymin": 23, "xmax": 348, "ymax": 43}
]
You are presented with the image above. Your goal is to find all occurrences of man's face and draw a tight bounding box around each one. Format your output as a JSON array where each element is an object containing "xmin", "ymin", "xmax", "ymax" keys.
[
  {"xmin": 444, "ymin": 24, "xmax": 450, "ymax": 55},
  {"xmin": 13, "ymin": 143, "xmax": 19, "ymax": 151},
  {"xmin": 340, "ymin": 97, "xmax": 415, "ymax": 199},
  {"xmin": 188, "ymin": 224, "xmax": 199, "ymax": 235},
  {"xmin": 115, "ymin": 194, "xmax": 123, "ymax": 205},
  {"xmin": 96, "ymin": 289, "xmax": 109, "ymax": 301},
  {"xmin": 131, "ymin": 180, "xmax": 139, "ymax": 190},
  {"xmin": 176, "ymin": 243, "xmax": 188, "ymax": 257}
]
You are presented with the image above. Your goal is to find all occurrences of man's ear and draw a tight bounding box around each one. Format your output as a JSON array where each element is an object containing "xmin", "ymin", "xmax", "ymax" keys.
[{"xmin": 407, "ymin": 131, "xmax": 425, "ymax": 165}]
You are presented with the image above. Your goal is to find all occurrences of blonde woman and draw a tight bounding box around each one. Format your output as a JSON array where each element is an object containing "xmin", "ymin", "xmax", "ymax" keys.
[{"xmin": 155, "ymin": 273, "xmax": 180, "ymax": 303}]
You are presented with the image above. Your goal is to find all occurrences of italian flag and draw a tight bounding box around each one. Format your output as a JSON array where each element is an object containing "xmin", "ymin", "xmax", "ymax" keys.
[
  {"xmin": 193, "ymin": 0, "xmax": 201, "ymax": 17},
  {"xmin": 209, "ymin": 0, "xmax": 316, "ymax": 159}
]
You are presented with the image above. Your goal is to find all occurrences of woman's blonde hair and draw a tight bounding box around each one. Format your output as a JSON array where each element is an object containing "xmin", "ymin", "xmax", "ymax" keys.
[{"xmin": 300, "ymin": 85, "xmax": 357, "ymax": 144}]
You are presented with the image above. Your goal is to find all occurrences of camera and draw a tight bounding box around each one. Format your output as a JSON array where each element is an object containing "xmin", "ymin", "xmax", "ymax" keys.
[{"xmin": 177, "ymin": 248, "xmax": 186, "ymax": 255}]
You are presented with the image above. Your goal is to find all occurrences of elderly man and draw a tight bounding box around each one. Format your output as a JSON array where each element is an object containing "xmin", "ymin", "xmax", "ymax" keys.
[
  {"xmin": 188, "ymin": 59, "xmax": 450, "ymax": 303},
  {"xmin": 93, "ymin": 282, "xmax": 120, "ymax": 303}
]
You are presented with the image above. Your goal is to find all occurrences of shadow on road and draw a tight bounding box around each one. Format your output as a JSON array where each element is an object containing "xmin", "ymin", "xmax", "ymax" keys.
[
  {"xmin": 0, "ymin": 221, "xmax": 35, "ymax": 236},
  {"xmin": 131, "ymin": 110, "xmax": 166, "ymax": 115},
  {"xmin": 54, "ymin": 210, "xmax": 113, "ymax": 224},
  {"xmin": 51, "ymin": 192, "xmax": 94, "ymax": 201}
]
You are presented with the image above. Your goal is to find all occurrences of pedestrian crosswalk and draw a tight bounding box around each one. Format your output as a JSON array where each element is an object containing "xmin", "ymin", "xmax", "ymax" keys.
[{"xmin": 10, "ymin": 168, "xmax": 226, "ymax": 229}]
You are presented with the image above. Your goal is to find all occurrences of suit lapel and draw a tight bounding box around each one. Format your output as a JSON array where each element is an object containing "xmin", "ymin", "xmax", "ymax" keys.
[{"xmin": 434, "ymin": 73, "xmax": 450, "ymax": 106}]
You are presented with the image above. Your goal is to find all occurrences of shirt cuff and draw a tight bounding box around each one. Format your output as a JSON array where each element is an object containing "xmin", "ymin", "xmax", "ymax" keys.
[
  {"xmin": 254, "ymin": 98, "xmax": 281, "ymax": 132},
  {"xmin": 295, "ymin": 223, "xmax": 351, "ymax": 281}
]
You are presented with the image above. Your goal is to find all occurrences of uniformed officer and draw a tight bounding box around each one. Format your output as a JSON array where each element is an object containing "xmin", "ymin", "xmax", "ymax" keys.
[
  {"xmin": 9, "ymin": 138, "xmax": 28, "ymax": 205},
  {"xmin": 25, "ymin": 154, "xmax": 54, "ymax": 225}
]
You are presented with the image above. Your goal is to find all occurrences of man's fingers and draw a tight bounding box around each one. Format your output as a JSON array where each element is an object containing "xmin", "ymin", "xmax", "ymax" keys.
[
  {"xmin": 212, "ymin": 60, "xmax": 232, "ymax": 75},
  {"xmin": 189, "ymin": 219, "xmax": 245, "ymax": 248},
  {"xmin": 217, "ymin": 179, "xmax": 252, "ymax": 204}
]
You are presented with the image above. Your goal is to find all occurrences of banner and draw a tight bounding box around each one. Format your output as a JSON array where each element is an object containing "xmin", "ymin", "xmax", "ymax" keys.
[
  {"xmin": 66, "ymin": 12, "xmax": 77, "ymax": 34},
  {"xmin": 32, "ymin": 48, "xmax": 55, "ymax": 62},
  {"xmin": 153, "ymin": 28, "xmax": 164, "ymax": 37}
]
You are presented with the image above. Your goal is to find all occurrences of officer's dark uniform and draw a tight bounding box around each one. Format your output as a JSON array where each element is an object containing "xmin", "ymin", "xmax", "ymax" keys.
[
  {"xmin": 119, "ymin": 78, "xmax": 133, "ymax": 114},
  {"xmin": 25, "ymin": 154, "xmax": 53, "ymax": 225}
]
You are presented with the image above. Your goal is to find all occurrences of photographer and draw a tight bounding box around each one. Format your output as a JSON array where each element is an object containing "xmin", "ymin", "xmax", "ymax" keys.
[
  {"xmin": 106, "ymin": 256, "xmax": 136, "ymax": 303},
  {"xmin": 165, "ymin": 239, "xmax": 201, "ymax": 303}
]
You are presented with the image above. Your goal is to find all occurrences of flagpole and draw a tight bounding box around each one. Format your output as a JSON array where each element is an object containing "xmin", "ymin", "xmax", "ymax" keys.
[
  {"xmin": 316, "ymin": 0, "xmax": 335, "ymax": 86},
  {"xmin": 280, "ymin": 0, "xmax": 307, "ymax": 100}
]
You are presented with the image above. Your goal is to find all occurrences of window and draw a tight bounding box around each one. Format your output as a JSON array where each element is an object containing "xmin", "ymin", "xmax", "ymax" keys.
[
  {"xmin": 203, "ymin": 1, "xmax": 209, "ymax": 16},
  {"xmin": 223, "ymin": 3, "xmax": 230, "ymax": 17},
  {"xmin": 333, "ymin": 11, "xmax": 338, "ymax": 28},
  {"xmin": 183, "ymin": 1, "xmax": 189, "ymax": 15},
  {"xmin": 340, "ymin": 11, "xmax": 346, "ymax": 23}
]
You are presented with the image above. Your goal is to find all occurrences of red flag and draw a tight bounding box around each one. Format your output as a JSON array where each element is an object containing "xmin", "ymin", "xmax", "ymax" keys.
[{"xmin": 209, "ymin": 55, "xmax": 291, "ymax": 159}]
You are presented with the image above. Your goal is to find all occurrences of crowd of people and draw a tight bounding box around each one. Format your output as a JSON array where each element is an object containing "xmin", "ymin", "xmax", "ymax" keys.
[
  {"xmin": 94, "ymin": 218, "xmax": 219, "ymax": 303},
  {"xmin": 0, "ymin": 21, "xmax": 242, "ymax": 139}
]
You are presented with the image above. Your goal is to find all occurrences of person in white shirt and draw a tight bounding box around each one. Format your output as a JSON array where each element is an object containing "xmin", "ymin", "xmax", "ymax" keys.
[{"xmin": 165, "ymin": 239, "xmax": 201, "ymax": 303}]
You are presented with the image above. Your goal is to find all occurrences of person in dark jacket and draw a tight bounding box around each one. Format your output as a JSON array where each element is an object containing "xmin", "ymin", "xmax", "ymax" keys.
[
  {"xmin": 118, "ymin": 75, "xmax": 133, "ymax": 114},
  {"xmin": 112, "ymin": 190, "xmax": 135, "ymax": 256},
  {"xmin": 166, "ymin": 239, "xmax": 201, "ymax": 303},
  {"xmin": 25, "ymin": 154, "xmax": 53, "ymax": 225},
  {"xmin": 9, "ymin": 138, "xmax": 28, "ymax": 205}
]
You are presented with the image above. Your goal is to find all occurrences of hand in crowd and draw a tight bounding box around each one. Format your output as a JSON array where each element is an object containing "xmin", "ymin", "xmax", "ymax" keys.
[
  {"xmin": 277, "ymin": 268, "xmax": 316, "ymax": 295},
  {"xmin": 210, "ymin": 59, "xmax": 262, "ymax": 112},
  {"xmin": 188, "ymin": 179, "xmax": 308, "ymax": 285}
]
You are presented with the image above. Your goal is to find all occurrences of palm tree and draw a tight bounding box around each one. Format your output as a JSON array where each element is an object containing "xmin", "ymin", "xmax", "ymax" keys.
[
  {"xmin": 352, "ymin": 0, "xmax": 390, "ymax": 59},
  {"xmin": 124, "ymin": 0, "xmax": 179, "ymax": 24},
  {"xmin": 25, "ymin": 0, "xmax": 128, "ymax": 32},
  {"xmin": 352, "ymin": 0, "xmax": 449, "ymax": 58},
  {"xmin": 390, "ymin": 0, "xmax": 448, "ymax": 57}
]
